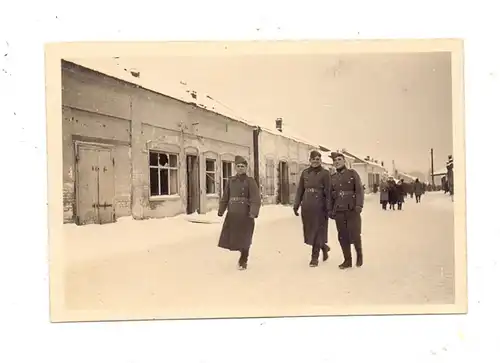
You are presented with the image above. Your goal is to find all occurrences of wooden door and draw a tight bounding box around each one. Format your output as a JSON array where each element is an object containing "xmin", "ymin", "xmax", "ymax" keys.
[
  {"xmin": 277, "ymin": 162, "xmax": 290, "ymax": 205},
  {"xmin": 76, "ymin": 144, "xmax": 115, "ymax": 225},
  {"xmin": 281, "ymin": 162, "xmax": 290, "ymax": 204},
  {"xmin": 96, "ymin": 148, "xmax": 115, "ymax": 224},
  {"xmin": 76, "ymin": 146, "xmax": 99, "ymax": 225},
  {"xmin": 186, "ymin": 155, "xmax": 200, "ymax": 214}
]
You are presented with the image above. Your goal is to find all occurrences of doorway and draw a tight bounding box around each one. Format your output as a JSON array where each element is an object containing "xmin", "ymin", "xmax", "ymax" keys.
[
  {"xmin": 75, "ymin": 143, "xmax": 116, "ymax": 225},
  {"xmin": 186, "ymin": 154, "xmax": 200, "ymax": 214},
  {"xmin": 277, "ymin": 161, "xmax": 290, "ymax": 205}
]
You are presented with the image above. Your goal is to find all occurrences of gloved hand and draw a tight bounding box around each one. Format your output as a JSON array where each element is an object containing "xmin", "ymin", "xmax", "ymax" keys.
[
  {"xmin": 354, "ymin": 206, "xmax": 362, "ymax": 214},
  {"xmin": 217, "ymin": 212, "xmax": 224, "ymax": 217},
  {"xmin": 293, "ymin": 207, "xmax": 299, "ymax": 216}
]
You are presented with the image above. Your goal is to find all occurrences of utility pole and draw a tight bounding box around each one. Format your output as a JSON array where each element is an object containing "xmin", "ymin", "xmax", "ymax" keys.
[{"xmin": 430, "ymin": 148, "xmax": 435, "ymax": 187}]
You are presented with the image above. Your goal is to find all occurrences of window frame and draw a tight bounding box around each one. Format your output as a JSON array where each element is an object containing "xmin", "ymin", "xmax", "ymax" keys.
[
  {"xmin": 205, "ymin": 157, "xmax": 217, "ymax": 196},
  {"xmin": 148, "ymin": 150, "xmax": 180, "ymax": 199},
  {"xmin": 220, "ymin": 160, "xmax": 234, "ymax": 196}
]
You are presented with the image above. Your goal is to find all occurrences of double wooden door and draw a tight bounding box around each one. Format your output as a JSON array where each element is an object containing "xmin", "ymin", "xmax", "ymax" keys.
[{"xmin": 76, "ymin": 143, "xmax": 115, "ymax": 225}]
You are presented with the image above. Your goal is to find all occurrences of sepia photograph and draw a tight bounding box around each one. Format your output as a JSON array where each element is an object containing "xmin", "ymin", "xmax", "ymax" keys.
[{"xmin": 45, "ymin": 39, "xmax": 466, "ymax": 322}]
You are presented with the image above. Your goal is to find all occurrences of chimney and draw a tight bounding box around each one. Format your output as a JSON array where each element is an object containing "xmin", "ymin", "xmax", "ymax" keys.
[
  {"xmin": 275, "ymin": 118, "xmax": 283, "ymax": 132},
  {"xmin": 365, "ymin": 155, "xmax": 370, "ymax": 161},
  {"xmin": 381, "ymin": 161, "xmax": 384, "ymax": 166}
]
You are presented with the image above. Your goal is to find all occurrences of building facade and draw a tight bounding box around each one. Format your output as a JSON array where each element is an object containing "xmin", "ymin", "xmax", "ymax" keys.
[
  {"xmin": 256, "ymin": 122, "xmax": 318, "ymax": 206},
  {"xmin": 340, "ymin": 150, "xmax": 387, "ymax": 193},
  {"xmin": 62, "ymin": 61, "xmax": 254, "ymax": 225},
  {"xmin": 351, "ymin": 162, "xmax": 387, "ymax": 193},
  {"xmin": 320, "ymin": 150, "xmax": 334, "ymax": 173},
  {"xmin": 395, "ymin": 171, "xmax": 416, "ymax": 183}
]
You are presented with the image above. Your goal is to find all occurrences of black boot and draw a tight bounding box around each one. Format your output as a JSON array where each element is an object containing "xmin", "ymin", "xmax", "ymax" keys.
[
  {"xmin": 338, "ymin": 244, "xmax": 352, "ymax": 269},
  {"xmin": 354, "ymin": 241, "xmax": 363, "ymax": 267},
  {"xmin": 310, "ymin": 245, "xmax": 320, "ymax": 267},
  {"xmin": 321, "ymin": 244, "xmax": 330, "ymax": 262},
  {"xmin": 238, "ymin": 249, "xmax": 249, "ymax": 270}
]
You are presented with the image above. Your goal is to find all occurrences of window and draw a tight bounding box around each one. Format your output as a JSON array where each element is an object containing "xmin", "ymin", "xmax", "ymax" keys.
[
  {"xmin": 265, "ymin": 159, "xmax": 275, "ymax": 196},
  {"xmin": 206, "ymin": 158, "xmax": 216, "ymax": 194},
  {"xmin": 149, "ymin": 151, "xmax": 179, "ymax": 196},
  {"xmin": 221, "ymin": 161, "xmax": 233, "ymax": 194}
]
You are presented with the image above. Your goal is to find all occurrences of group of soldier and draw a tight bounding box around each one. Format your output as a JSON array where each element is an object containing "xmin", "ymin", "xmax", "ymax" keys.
[
  {"xmin": 216, "ymin": 151, "xmax": 364, "ymax": 271},
  {"xmin": 378, "ymin": 177, "xmax": 426, "ymax": 211}
]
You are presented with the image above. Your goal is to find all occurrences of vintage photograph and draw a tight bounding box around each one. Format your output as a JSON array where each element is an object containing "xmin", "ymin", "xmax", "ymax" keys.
[{"xmin": 45, "ymin": 40, "xmax": 466, "ymax": 322}]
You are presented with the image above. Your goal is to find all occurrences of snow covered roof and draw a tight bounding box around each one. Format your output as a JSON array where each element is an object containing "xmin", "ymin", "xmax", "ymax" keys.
[
  {"xmin": 398, "ymin": 171, "xmax": 417, "ymax": 180},
  {"xmin": 431, "ymin": 167, "xmax": 448, "ymax": 176},
  {"xmin": 341, "ymin": 149, "xmax": 386, "ymax": 169},
  {"xmin": 65, "ymin": 58, "xmax": 323, "ymax": 149},
  {"xmin": 258, "ymin": 125, "xmax": 320, "ymax": 148},
  {"xmin": 64, "ymin": 58, "xmax": 256, "ymax": 129}
]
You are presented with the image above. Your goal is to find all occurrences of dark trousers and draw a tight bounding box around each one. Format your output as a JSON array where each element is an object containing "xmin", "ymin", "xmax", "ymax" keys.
[
  {"xmin": 415, "ymin": 195, "xmax": 421, "ymax": 203},
  {"xmin": 339, "ymin": 241, "xmax": 363, "ymax": 263},
  {"xmin": 239, "ymin": 248, "xmax": 250, "ymax": 265},
  {"xmin": 311, "ymin": 242, "xmax": 328, "ymax": 261},
  {"xmin": 334, "ymin": 211, "xmax": 362, "ymax": 263},
  {"xmin": 389, "ymin": 203, "xmax": 395, "ymax": 210},
  {"xmin": 381, "ymin": 201, "xmax": 388, "ymax": 210},
  {"xmin": 397, "ymin": 202, "xmax": 403, "ymax": 210}
]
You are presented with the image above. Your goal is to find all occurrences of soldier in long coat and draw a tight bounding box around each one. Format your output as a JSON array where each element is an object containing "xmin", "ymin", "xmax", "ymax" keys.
[
  {"xmin": 396, "ymin": 179, "xmax": 405, "ymax": 210},
  {"xmin": 379, "ymin": 178, "xmax": 390, "ymax": 210},
  {"xmin": 387, "ymin": 178, "xmax": 398, "ymax": 210},
  {"xmin": 217, "ymin": 155, "xmax": 261, "ymax": 270},
  {"xmin": 293, "ymin": 150, "xmax": 332, "ymax": 267},
  {"xmin": 413, "ymin": 178, "xmax": 424, "ymax": 203},
  {"xmin": 329, "ymin": 152, "xmax": 364, "ymax": 269}
]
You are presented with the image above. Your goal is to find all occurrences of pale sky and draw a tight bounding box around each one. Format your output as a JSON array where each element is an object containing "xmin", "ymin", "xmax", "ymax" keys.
[{"xmin": 73, "ymin": 52, "xmax": 452, "ymax": 175}]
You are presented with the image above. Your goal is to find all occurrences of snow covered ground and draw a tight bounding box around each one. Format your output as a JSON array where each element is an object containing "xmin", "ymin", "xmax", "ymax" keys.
[
  {"xmin": 63, "ymin": 203, "xmax": 296, "ymax": 264},
  {"xmin": 62, "ymin": 192, "xmax": 455, "ymax": 319}
]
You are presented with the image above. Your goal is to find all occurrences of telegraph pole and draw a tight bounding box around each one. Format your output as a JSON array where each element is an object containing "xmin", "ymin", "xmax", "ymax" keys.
[{"xmin": 430, "ymin": 148, "xmax": 435, "ymax": 187}]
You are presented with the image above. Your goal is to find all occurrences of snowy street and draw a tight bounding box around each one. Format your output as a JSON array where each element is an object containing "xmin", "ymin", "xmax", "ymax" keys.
[{"xmin": 63, "ymin": 192, "xmax": 455, "ymax": 318}]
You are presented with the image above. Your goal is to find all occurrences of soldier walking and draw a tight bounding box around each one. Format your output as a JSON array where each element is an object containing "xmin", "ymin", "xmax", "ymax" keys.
[
  {"xmin": 413, "ymin": 178, "xmax": 424, "ymax": 203},
  {"xmin": 379, "ymin": 177, "xmax": 390, "ymax": 210},
  {"xmin": 329, "ymin": 152, "xmax": 364, "ymax": 269},
  {"xmin": 217, "ymin": 156, "xmax": 261, "ymax": 270},
  {"xmin": 447, "ymin": 155, "xmax": 454, "ymax": 202},
  {"xmin": 396, "ymin": 179, "xmax": 405, "ymax": 210},
  {"xmin": 293, "ymin": 150, "xmax": 332, "ymax": 267}
]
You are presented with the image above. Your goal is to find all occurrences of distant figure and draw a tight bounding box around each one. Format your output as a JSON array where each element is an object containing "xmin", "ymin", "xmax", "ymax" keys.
[
  {"xmin": 329, "ymin": 152, "xmax": 364, "ymax": 269},
  {"xmin": 379, "ymin": 177, "xmax": 390, "ymax": 210},
  {"xmin": 396, "ymin": 179, "xmax": 405, "ymax": 210},
  {"xmin": 409, "ymin": 181, "xmax": 414, "ymax": 198},
  {"xmin": 387, "ymin": 178, "xmax": 398, "ymax": 210},
  {"xmin": 413, "ymin": 178, "xmax": 424, "ymax": 203},
  {"xmin": 447, "ymin": 155, "xmax": 454, "ymax": 201},
  {"xmin": 293, "ymin": 150, "xmax": 332, "ymax": 267},
  {"xmin": 217, "ymin": 155, "xmax": 261, "ymax": 270}
]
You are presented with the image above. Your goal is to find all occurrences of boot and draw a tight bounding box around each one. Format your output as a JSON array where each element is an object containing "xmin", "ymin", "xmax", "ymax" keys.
[
  {"xmin": 321, "ymin": 244, "xmax": 330, "ymax": 261},
  {"xmin": 238, "ymin": 249, "xmax": 249, "ymax": 270},
  {"xmin": 310, "ymin": 245, "xmax": 321, "ymax": 267},
  {"xmin": 354, "ymin": 241, "xmax": 363, "ymax": 267},
  {"xmin": 338, "ymin": 244, "xmax": 352, "ymax": 269}
]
